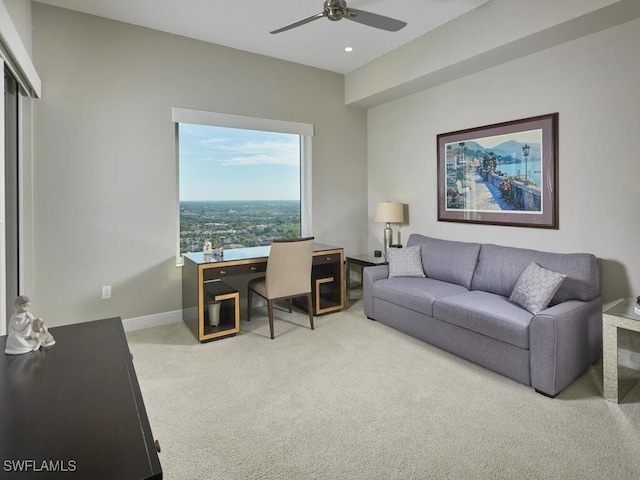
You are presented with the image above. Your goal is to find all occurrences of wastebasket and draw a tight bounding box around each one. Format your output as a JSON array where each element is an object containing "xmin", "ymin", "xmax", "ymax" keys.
[{"xmin": 207, "ymin": 302, "xmax": 221, "ymax": 327}]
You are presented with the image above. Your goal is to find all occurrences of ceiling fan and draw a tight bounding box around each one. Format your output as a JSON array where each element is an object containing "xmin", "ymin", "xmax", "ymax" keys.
[{"xmin": 270, "ymin": 0, "xmax": 407, "ymax": 34}]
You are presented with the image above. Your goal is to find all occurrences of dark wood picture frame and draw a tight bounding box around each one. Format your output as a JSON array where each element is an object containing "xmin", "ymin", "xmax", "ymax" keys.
[{"xmin": 437, "ymin": 113, "xmax": 558, "ymax": 229}]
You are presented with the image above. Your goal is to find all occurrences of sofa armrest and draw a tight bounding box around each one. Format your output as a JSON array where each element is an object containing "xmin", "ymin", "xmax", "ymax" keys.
[
  {"xmin": 363, "ymin": 265, "xmax": 389, "ymax": 319},
  {"xmin": 529, "ymin": 297, "xmax": 602, "ymax": 396}
]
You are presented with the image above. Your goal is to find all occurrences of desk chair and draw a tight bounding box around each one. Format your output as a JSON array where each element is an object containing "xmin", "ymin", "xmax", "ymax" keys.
[{"xmin": 247, "ymin": 237, "xmax": 315, "ymax": 339}]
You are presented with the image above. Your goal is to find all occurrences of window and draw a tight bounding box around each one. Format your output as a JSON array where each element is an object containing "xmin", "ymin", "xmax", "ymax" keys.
[{"xmin": 173, "ymin": 109, "xmax": 313, "ymax": 258}]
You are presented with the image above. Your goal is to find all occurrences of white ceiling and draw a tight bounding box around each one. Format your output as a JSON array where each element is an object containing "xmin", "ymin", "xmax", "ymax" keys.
[{"xmin": 33, "ymin": 0, "xmax": 490, "ymax": 74}]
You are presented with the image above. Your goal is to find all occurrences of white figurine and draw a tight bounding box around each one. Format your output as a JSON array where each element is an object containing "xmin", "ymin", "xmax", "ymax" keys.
[
  {"xmin": 5, "ymin": 296, "xmax": 54, "ymax": 355},
  {"xmin": 203, "ymin": 241, "xmax": 213, "ymax": 255}
]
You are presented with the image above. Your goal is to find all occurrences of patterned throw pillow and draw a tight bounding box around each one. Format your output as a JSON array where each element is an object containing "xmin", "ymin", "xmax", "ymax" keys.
[
  {"xmin": 388, "ymin": 246, "xmax": 426, "ymax": 279},
  {"xmin": 510, "ymin": 262, "xmax": 566, "ymax": 314}
]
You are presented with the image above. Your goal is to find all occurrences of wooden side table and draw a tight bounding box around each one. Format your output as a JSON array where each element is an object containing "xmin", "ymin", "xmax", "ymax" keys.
[
  {"xmin": 346, "ymin": 254, "xmax": 388, "ymax": 300},
  {"xmin": 603, "ymin": 297, "xmax": 640, "ymax": 403}
]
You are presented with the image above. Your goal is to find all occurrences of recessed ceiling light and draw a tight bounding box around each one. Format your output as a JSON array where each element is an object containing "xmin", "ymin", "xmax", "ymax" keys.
[{"xmin": 344, "ymin": 46, "xmax": 354, "ymax": 53}]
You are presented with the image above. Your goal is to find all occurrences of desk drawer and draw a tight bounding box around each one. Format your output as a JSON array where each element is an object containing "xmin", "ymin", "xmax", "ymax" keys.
[
  {"xmin": 313, "ymin": 252, "xmax": 341, "ymax": 265},
  {"xmin": 202, "ymin": 262, "xmax": 266, "ymax": 281}
]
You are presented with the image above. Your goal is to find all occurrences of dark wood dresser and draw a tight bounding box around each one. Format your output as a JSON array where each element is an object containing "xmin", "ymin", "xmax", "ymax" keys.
[{"xmin": 0, "ymin": 317, "xmax": 162, "ymax": 479}]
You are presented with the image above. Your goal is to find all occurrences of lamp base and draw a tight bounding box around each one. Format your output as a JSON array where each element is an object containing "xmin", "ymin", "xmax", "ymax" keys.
[{"xmin": 383, "ymin": 223, "xmax": 393, "ymax": 260}]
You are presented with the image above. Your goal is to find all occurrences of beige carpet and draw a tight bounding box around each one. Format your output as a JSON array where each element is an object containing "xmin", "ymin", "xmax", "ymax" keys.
[{"xmin": 126, "ymin": 300, "xmax": 640, "ymax": 480}]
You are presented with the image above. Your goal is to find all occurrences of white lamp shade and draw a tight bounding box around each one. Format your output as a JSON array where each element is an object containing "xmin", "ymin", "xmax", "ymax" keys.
[{"xmin": 374, "ymin": 202, "xmax": 404, "ymax": 223}]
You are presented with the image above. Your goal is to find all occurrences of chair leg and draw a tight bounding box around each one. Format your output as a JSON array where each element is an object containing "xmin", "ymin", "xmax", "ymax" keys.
[
  {"xmin": 268, "ymin": 299, "xmax": 275, "ymax": 339},
  {"xmin": 306, "ymin": 292, "xmax": 314, "ymax": 330},
  {"xmin": 247, "ymin": 289, "xmax": 253, "ymax": 321},
  {"xmin": 288, "ymin": 298, "xmax": 293, "ymax": 313}
]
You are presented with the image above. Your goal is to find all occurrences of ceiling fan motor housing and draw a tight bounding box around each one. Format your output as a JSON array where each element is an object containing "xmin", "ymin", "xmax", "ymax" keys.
[{"xmin": 325, "ymin": 0, "xmax": 347, "ymax": 21}]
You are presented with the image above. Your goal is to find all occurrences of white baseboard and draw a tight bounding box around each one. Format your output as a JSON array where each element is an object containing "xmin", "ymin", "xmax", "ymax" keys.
[
  {"xmin": 122, "ymin": 300, "xmax": 256, "ymax": 333},
  {"xmin": 122, "ymin": 309, "xmax": 183, "ymax": 332}
]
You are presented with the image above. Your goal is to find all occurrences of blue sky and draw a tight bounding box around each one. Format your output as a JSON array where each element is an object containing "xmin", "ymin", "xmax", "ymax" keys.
[{"xmin": 179, "ymin": 123, "xmax": 301, "ymax": 201}]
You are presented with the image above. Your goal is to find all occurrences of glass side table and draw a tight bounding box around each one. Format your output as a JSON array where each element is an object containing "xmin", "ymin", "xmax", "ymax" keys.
[
  {"xmin": 603, "ymin": 297, "xmax": 640, "ymax": 403},
  {"xmin": 346, "ymin": 254, "xmax": 388, "ymax": 300}
]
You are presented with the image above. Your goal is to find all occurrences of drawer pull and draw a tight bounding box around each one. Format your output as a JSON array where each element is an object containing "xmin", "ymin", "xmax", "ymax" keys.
[
  {"xmin": 326, "ymin": 257, "xmax": 332, "ymax": 261},
  {"xmin": 250, "ymin": 266, "xmax": 257, "ymax": 271},
  {"xmin": 219, "ymin": 270, "xmax": 226, "ymax": 275}
]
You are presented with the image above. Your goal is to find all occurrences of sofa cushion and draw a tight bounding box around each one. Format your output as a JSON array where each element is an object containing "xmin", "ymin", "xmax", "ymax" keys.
[
  {"xmin": 471, "ymin": 244, "xmax": 600, "ymax": 304},
  {"xmin": 372, "ymin": 277, "xmax": 468, "ymax": 317},
  {"xmin": 388, "ymin": 246, "xmax": 426, "ymax": 278},
  {"xmin": 406, "ymin": 234, "xmax": 481, "ymax": 290},
  {"xmin": 433, "ymin": 291, "xmax": 533, "ymax": 349},
  {"xmin": 509, "ymin": 262, "xmax": 566, "ymax": 314}
]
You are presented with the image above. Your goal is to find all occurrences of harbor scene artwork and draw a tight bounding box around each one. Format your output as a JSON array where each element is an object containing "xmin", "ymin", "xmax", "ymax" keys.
[{"xmin": 437, "ymin": 113, "xmax": 558, "ymax": 229}]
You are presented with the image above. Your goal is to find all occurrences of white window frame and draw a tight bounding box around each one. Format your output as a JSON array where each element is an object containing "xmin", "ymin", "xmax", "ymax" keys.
[{"xmin": 172, "ymin": 107, "xmax": 314, "ymax": 264}]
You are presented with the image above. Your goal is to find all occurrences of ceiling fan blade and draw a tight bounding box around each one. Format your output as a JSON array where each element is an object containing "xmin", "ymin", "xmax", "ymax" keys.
[
  {"xmin": 270, "ymin": 12, "xmax": 327, "ymax": 34},
  {"xmin": 345, "ymin": 8, "xmax": 407, "ymax": 32}
]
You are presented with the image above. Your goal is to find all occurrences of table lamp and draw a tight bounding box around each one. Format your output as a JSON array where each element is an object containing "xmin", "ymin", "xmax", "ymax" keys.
[{"xmin": 374, "ymin": 201, "xmax": 404, "ymax": 259}]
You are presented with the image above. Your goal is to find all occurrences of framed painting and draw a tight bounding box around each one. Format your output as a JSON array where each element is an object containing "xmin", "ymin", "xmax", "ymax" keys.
[{"xmin": 437, "ymin": 113, "xmax": 558, "ymax": 229}]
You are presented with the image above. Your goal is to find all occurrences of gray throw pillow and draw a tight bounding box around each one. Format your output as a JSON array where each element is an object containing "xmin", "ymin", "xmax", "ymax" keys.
[
  {"xmin": 510, "ymin": 262, "xmax": 566, "ymax": 314},
  {"xmin": 388, "ymin": 246, "xmax": 426, "ymax": 279}
]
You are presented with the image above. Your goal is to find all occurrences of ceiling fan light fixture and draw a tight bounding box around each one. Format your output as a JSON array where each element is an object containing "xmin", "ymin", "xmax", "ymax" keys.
[{"xmin": 344, "ymin": 46, "xmax": 354, "ymax": 52}]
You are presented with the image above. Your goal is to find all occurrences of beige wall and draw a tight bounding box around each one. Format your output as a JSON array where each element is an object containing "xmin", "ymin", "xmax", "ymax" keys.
[
  {"xmin": 22, "ymin": 2, "xmax": 640, "ymax": 330},
  {"xmin": 349, "ymin": 0, "xmax": 640, "ymax": 306},
  {"xmin": 351, "ymin": 0, "xmax": 640, "ymax": 305},
  {"xmin": 31, "ymin": 4, "xmax": 367, "ymax": 325},
  {"xmin": 363, "ymin": 6, "xmax": 640, "ymax": 360},
  {"xmin": 366, "ymin": 16, "xmax": 640, "ymax": 304},
  {"xmin": 3, "ymin": 0, "xmax": 31, "ymax": 55}
]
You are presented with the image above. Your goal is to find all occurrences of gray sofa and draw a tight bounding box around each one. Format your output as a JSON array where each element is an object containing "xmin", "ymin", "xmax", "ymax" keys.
[{"xmin": 363, "ymin": 234, "xmax": 602, "ymax": 397}]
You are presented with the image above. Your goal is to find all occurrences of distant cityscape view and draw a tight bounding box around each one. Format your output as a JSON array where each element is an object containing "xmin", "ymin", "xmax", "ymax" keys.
[{"xmin": 180, "ymin": 200, "xmax": 301, "ymax": 254}]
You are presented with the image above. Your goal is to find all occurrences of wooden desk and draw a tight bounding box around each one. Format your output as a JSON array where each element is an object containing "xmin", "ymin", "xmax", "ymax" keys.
[
  {"xmin": 182, "ymin": 243, "xmax": 344, "ymax": 342},
  {"xmin": 0, "ymin": 318, "xmax": 162, "ymax": 479}
]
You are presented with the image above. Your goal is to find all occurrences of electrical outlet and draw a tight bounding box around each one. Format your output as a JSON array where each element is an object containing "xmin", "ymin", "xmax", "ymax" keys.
[{"xmin": 102, "ymin": 285, "xmax": 112, "ymax": 299}]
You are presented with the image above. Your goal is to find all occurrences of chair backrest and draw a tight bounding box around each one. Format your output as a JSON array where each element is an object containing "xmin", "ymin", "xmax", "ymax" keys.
[{"xmin": 265, "ymin": 237, "xmax": 314, "ymax": 299}]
